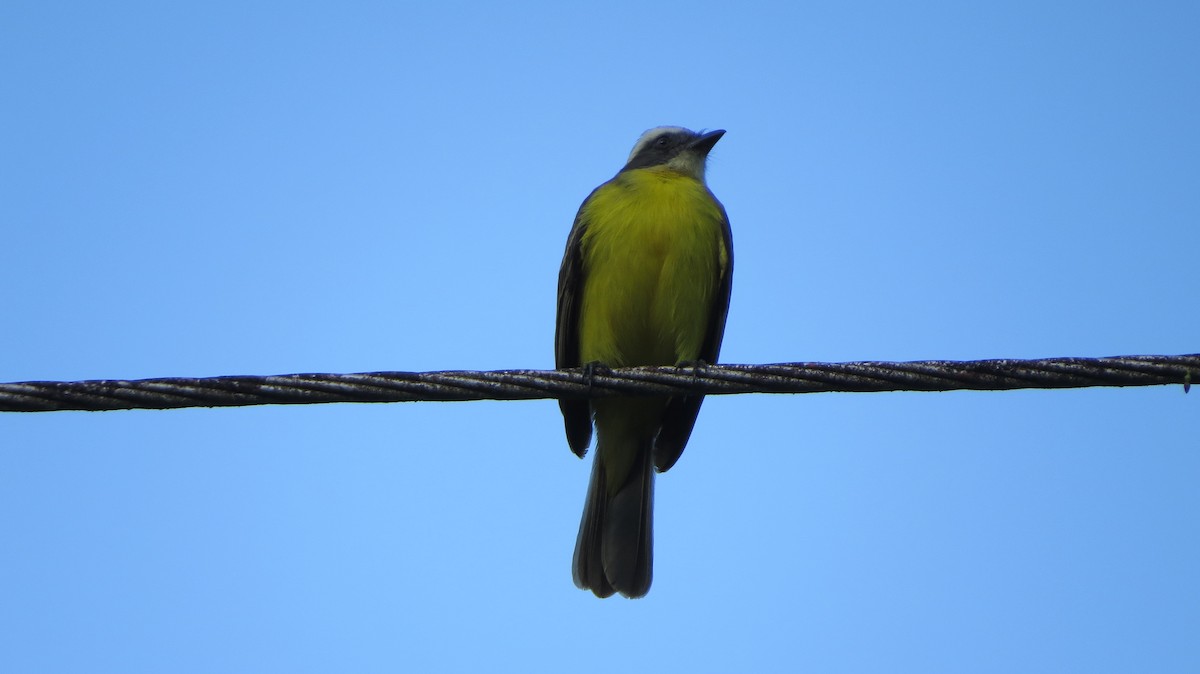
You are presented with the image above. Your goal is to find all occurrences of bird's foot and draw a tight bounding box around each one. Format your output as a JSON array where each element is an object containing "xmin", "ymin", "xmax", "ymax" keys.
[
  {"xmin": 674, "ymin": 359, "xmax": 709, "ymax": 389},
  {"xmin": 583, "ymin": 361, "xmax": 611, "ymax": 393}
]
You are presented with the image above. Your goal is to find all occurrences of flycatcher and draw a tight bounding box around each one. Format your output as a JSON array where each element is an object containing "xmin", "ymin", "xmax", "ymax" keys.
[{"xmin": 555, "ymin": 126, "xmax": 733, "ymax": 598}]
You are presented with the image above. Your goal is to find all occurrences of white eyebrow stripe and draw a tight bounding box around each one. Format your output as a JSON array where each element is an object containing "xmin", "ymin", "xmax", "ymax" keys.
[{"xmin": 627, "ymin": 126, "xmax": 691, "ymax": 162}]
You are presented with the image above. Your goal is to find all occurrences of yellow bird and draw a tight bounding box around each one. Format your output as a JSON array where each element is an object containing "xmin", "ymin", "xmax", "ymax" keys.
[{"xmin": 556, "ymin": 126, "xmax": 733, "ymax": 598}]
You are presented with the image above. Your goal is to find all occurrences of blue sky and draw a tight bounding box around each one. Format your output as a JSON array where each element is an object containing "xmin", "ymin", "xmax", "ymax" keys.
[{"xmin": 2, "ymin": 1, "xmax": 1198, "ymax": 671}]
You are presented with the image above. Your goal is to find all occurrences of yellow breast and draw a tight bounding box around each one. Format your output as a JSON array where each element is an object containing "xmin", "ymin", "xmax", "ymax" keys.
[{"xmin": 576, "ymin": 167, "xmax": 727, "ymax": 367}]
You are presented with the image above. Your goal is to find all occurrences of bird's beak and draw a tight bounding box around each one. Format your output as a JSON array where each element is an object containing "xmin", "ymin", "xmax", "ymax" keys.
[{"xmin": 688, "ymin": 129, "xmax": 726, "ymax": 155}]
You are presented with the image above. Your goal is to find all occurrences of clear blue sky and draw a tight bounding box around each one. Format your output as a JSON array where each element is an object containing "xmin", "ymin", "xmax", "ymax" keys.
[{"xmin": 2, "ymin": 1, "xmax": 1197, "ymax": 672}]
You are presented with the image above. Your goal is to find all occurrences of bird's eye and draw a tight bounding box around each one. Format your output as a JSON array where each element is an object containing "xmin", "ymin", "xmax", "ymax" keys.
[{"xmin": 655, "ymin": 136, "xmax": 670, "ymax": 147}]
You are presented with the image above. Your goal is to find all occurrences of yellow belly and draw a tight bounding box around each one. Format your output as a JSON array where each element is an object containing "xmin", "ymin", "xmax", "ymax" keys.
[{"xmin": 576, "ymin": 167, "xmax": 727, "ymax": 368}]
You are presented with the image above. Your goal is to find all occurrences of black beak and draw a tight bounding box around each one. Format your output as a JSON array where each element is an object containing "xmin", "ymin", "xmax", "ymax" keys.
[{"xmin": 688, "ymin": 129, "xmax": 725, "ymax": 155}]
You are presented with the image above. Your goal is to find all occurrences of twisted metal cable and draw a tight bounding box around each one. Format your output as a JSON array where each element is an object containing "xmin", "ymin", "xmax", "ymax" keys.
[{"xmin": 1, "ymin": 353, "xmax": 1194, "ymax": 413}]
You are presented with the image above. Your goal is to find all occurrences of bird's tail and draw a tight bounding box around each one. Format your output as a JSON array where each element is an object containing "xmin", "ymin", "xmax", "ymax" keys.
[{"xmin": 572, "ymin": 431, "xmax": 655, "ymax": 599}]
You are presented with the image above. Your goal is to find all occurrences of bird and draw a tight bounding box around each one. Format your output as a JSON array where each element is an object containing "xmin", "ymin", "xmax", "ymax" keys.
[{"xmin": 555, "ymin": 126, "xmax": 733, "ymax": 598}]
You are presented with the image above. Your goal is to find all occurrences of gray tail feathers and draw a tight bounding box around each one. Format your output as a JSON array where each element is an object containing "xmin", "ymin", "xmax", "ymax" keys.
[{"xmin": 572, "ymin": 441, "xmax": 655, "ymax": 599}]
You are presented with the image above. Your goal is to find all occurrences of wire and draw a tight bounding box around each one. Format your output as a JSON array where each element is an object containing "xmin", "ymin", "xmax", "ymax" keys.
[{"xmin": 1, "ymin": 353, "xmax": 1194, "ymax": 413}]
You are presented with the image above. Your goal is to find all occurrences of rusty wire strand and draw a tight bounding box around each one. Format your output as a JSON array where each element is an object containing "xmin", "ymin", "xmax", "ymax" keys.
[{"xmin": 0, "ymin": 353, "xmax": 1194, "ymax": 413}]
